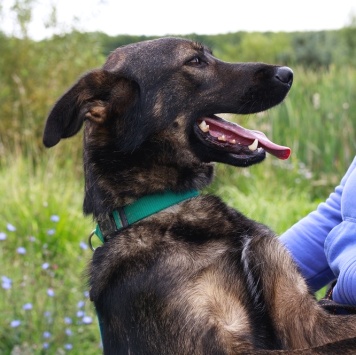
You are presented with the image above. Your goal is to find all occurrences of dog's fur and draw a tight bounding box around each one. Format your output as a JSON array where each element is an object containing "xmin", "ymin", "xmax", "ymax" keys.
[{"xmin": 44, "ymin": 38, "xmax": 356, "ymax": 354}]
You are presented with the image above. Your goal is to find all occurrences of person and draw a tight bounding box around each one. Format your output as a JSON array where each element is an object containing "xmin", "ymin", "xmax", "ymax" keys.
[{"xmin": 280, "ymin": 156, "xmax": 356, "ymax": 306}]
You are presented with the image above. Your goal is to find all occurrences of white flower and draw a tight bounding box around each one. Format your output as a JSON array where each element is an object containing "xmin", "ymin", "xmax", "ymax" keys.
[{"xmin": 342, "ymin": 102, "xmax": 350, "ymax": 110}]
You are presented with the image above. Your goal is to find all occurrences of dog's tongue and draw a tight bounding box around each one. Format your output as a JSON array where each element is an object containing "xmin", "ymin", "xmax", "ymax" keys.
[{"xmin": 203, "ymin": 117, "xmax": 291, "ymax": 160}]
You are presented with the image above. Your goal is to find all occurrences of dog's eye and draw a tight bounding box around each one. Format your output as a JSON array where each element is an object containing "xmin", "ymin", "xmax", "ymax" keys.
[{"xmin": 186, "ymin": 57, "xmax": 206, "ymax": 67}]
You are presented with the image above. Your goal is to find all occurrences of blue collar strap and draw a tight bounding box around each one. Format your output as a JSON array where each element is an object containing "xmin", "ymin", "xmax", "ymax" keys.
[{"xmin": 94, "ymin": 190, "xmax": 199, "ymax": 243}]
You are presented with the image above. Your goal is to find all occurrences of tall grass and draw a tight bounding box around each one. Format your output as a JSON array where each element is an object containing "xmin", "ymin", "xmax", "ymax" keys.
[
  {"xmin": 265, "ymin": 65, "xmax": 356, "ymax": 195},
  {"xmin": 0, "ymin": 153, "xmax": 100, "ymax": 354}
]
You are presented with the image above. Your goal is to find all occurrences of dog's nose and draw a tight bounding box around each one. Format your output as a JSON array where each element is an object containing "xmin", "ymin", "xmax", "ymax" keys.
[{"xmin": 275, "ymin": 66, "xmax": 293, "ymax": 86}]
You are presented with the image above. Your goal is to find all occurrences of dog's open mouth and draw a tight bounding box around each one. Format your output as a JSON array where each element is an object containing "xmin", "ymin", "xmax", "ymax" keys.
[{"xmin": 194, "ymin": 115, "xmax": 290, "ymax": 166}]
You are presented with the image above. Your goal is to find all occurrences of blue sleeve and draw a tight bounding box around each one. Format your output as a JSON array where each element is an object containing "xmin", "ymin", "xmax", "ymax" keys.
[
  {"xmin": 279, "ymin": 157, "xmax": 356, "ymax": 292},
  {"xmin": 325, "ymin": 161, "xmax": 356, "ymax": 304}
]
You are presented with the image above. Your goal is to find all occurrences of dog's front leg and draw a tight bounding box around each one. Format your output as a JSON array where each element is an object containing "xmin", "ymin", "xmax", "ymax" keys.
[{"xmin": 243, "ymin": 233, "xmax": 356, "ymax": 350}]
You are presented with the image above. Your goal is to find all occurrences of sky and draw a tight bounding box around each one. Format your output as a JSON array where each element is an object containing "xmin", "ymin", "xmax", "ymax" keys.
[{"xmin": 1, "ymin": 0, "xmax": 356, "ymax": 40}]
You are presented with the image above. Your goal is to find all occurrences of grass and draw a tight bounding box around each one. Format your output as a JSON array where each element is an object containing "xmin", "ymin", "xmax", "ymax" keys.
[
  {"xmin": 266, "ymin": 65, "xmax": 356, "ymax": 191},
  {"xmin": 0, "ymin": 152, "xmax": 100, "ymax": 354},
  {"xmin": 209, "ymin": 158, "xmax": 318, "ymax": 235}
]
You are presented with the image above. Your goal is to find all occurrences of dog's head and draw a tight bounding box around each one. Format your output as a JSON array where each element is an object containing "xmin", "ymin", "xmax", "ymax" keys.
[{"xmin": 43, "ymin": 37, "xmax": 292, "ymax": 216}]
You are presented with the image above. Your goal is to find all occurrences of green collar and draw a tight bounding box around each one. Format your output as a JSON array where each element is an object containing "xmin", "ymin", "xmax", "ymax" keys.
[{"xmin": 93, "ymin": 190, "xmax": 199, "ymax": 243}]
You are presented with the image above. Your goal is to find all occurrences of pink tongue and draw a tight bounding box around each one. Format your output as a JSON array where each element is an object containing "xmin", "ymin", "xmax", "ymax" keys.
[{"xmin": 203, "ymin": 117, "xmax": 291, "ymax": 160}]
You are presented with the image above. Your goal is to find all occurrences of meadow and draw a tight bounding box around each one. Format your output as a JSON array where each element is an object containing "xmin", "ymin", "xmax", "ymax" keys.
[{"xmin": 1, "ymin": 29, "xmax": 356, "ymax": 353}]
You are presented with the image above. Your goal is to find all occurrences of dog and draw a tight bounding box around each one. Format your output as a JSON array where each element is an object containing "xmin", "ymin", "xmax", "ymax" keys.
[{"xmin": 43, "ymin": 37, "xmax": 356, "ymax": 354}]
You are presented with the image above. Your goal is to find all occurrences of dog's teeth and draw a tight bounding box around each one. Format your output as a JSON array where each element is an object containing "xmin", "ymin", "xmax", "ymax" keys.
[
  {"xmin": 199, "ymin": 121, "xmax": 210, "ymax": 133},
  {"xmin": 229, "ymin": 139, "xmax": 236, "ymax": 144},
  {"xmin": 248, "ymin": 139, "xmax": 259, "ymax": 151},
  {"xmin": 218, "ymin": 135, "xmax": 226, "ymax": 142}
]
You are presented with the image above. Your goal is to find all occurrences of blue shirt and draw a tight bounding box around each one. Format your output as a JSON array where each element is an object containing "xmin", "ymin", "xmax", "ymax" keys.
[{"xmin": 280, "ymin": 156, "xmax": 356, "ymax": 305}]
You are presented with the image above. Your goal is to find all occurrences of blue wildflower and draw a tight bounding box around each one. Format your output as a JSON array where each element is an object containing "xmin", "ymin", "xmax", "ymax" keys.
[
  {"xmin": 17, "ymin": 247, "xmax": 26, "ymax": 255},
  {"xmin": 82, "ymin": 316, "xmax": 93, "ymax": 325},
  {"xmin": 50, "ymin": 215, "xmax": 60, "ymax": 222},
  {"xmin": 79, "ymin": 241, "xmax": 88, "ymax": 250},
  {"xmin": 77, "ymin": 300, "xmax": 85, "ymax": 308},
  {"xmin": 64, "ymin": 343, "xmax": 73, "ymax": 350},
  {"xmin": 2, "ymin": 276, "xmax": 12, "ymax": 289},
  {"xmin": 42, "ymin": 262, "xmax": 50, "ymax": 270},
  {"xmin": 64, "ymin": 317, "xmax": 72, "ymax": 325},
  {"xmin": 7, "ymin": 223, "xmax": 16, "ymax": 232},
  {"xmin": 10, "ymin": 320, "xmax": 21, "ymax": 328},
  {"xmin": 23, "ymin": 303, "xmax": 33, "ymax": 311},
  {"xmin": 43, "ymin": 331, "xmax": 51, "ymax": 339}
]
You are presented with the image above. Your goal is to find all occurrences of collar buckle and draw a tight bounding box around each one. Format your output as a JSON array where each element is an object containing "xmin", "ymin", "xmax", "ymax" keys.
[{"xmin": 90, "ymin": 190, "xmax": 199, "ymax": 248}]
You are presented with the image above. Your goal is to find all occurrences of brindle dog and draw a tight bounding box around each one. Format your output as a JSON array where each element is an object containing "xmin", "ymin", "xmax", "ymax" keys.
[{"xmin": 43, "ymin": 38, "xmax": 356, "ymax": 354}]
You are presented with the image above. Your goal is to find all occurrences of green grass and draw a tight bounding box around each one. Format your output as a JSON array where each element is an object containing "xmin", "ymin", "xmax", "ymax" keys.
[
  {"xmin": 0, "ymin": 153, "xmax": 100, "ymax": 354},
  {"xmin": 266, "ymin": 65, "xmax": 356, "ymax": 191},
  {"xmin": 209, "ymin": 158, "xmax": 318, "ymax": 235}
]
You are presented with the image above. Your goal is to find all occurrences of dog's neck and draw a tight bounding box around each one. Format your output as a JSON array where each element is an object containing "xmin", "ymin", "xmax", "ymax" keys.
[
  {"xmin": 93, "ymin": 189, "xmax": 199, "ymax": 242},
  {"xmin": 82, "ymin": 148, "xmax": 213, "ymax": 219}
]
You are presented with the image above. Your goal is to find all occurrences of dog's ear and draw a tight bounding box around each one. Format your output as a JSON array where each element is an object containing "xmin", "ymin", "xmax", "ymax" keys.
[{"xmin": 43, "ymin": 69, "xmax": 138, "ymax": 148}]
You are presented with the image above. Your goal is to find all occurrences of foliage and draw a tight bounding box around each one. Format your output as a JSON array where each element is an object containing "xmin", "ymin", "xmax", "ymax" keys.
[
  {"xmin": 0, "ymin": 156, "xmax": 99, "ymax": 354},
  {"xmin": 0, "ymin": 32, "xmax": 104, "ymax": 165},
  {"xmin": 340, "ymin": 15, "xmax": 356, "ymax": 66},
  {"xmin": 96, "ymin": 27, "xmax": 355, "ymax": 68}
]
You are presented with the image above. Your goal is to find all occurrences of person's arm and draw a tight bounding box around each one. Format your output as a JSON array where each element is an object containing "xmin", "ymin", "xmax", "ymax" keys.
[
  {"xmin": 280, "ymin": 157, "xmax": 356, "ymax": 292},
  {"xmin": 325, "ymin": 163, "xmax": 356, "ymax": 305}
]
